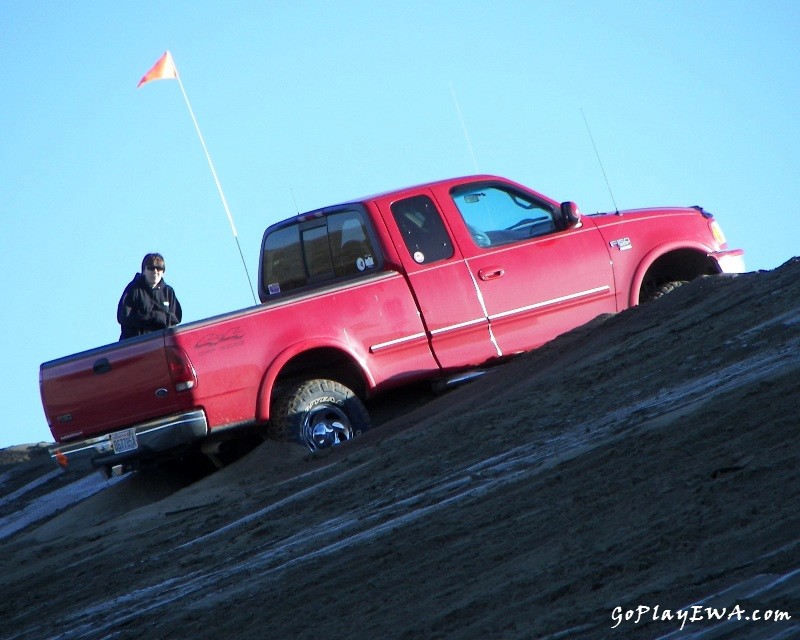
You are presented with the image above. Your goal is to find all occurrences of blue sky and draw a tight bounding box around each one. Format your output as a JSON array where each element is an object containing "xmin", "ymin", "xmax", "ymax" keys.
[{"xmin": 2, "ymin": 0, "xmax": 798, "ymax": 449}]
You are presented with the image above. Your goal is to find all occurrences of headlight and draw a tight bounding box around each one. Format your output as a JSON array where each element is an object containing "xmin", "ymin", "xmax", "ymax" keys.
[{"xmin": 709, "ymin": 219, "xmax": 727, "ymax": 247}]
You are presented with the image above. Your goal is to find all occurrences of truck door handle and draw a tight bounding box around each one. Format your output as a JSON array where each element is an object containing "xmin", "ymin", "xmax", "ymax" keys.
[
  {"xmin": 478, "ymin": 267, "xmax": 505, "ymax": 281},
  {"xmin": 93, "ymin": 358, "xmax": 112, "ymax": 374}
]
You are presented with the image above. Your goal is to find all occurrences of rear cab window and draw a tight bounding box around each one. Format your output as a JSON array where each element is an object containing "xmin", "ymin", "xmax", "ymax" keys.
[{"xmin": 260, "ymin": 206, "xmax": 382, "ymax": 299}]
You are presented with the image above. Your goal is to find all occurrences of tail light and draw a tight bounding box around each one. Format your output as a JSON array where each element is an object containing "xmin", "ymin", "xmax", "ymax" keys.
[{"xmin": 166, "ymin": 346, "xmax": 197, "ymax": 392}]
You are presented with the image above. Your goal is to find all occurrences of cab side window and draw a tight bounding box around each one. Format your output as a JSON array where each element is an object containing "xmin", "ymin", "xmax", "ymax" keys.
[
  {"xmin": 391, "ymin": 195, "xmax": 454, "ymax": 264},
  {"xmin": 451, "ymin": 184, "xmax": 557, "ymax": 248}
]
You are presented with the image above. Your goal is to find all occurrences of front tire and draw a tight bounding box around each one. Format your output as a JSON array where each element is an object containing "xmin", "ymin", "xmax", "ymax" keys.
[
  {"xmin": 270, "ymin": 379, "xmax": 371, "ymax": 452},
  {"xmin": 642, "ymin": 280, "xmax": 688, "ymax": 302}
]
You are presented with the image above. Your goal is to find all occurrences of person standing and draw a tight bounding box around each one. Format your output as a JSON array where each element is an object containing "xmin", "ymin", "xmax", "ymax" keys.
[{"xmin": 117, "ymin": 253, "xmax": 182, "ymax": 340}]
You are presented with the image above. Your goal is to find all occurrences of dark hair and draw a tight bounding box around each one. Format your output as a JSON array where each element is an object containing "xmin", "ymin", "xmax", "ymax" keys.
[{"xmin": 141, "ymin": 253, "xmax": 166, "ymax": 272}]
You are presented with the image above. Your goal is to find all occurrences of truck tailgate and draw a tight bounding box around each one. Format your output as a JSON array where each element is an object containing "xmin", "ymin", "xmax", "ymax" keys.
[{"xmin": 40, "ymin": 335, "xmax": 182, "ymax": 443}]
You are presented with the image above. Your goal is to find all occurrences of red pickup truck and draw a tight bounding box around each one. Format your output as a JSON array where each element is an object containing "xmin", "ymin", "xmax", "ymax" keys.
[{"xmin": 40, "ymin": 175, "xmax": 744, "ymax": 474}]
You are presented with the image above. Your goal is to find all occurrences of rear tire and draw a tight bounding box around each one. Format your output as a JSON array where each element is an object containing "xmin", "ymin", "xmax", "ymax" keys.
[{"xmin": 269, "ymin": 379, "xmax": 371, "ymax": 452}]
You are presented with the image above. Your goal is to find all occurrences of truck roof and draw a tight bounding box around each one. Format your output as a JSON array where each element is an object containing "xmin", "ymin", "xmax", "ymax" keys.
[{"xmin": 285, "ymin": 174, "xmax": 558, "ymax": 225}]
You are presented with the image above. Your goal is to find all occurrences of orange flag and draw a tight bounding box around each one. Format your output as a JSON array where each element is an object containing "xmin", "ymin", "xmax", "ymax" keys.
[{"xmin": 138, "ymin": 51, "xmax": 178, "ymax": 88}]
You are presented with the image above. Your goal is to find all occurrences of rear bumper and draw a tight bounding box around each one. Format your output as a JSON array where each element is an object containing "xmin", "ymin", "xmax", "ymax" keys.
[
  {"xmin": 50, "ymin": 409, "xmax": 208, "ymax": 472},
  {"xmin": 711, "ymin": 248, "xmax": 746, "ymax": 274}
]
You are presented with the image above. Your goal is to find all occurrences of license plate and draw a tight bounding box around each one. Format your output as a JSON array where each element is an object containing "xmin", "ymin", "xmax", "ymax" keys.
[{"xmin": 110, "ymin": 428, "xmax": 138, "ymax": 454}]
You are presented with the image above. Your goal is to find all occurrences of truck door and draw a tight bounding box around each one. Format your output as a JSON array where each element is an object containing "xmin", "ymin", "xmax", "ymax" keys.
[
  {"xmin": 440, "ymin": 181, "xmax": 617, "ymax": 355},
  {"xmin": 375, "ymin": 192, "xmax": 501, "ymax": 369}
]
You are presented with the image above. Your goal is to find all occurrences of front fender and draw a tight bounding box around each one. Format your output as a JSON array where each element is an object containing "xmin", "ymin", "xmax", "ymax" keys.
[
  {"xmin": 629, "ymin": 240, "xmax": 715, "ymax": 307},
  {"xmin": 255, "ymin": 339, "xmax": 375, "ymax": 423}
]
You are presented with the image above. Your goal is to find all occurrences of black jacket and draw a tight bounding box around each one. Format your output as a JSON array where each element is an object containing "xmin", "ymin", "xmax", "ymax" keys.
[{"xmin": 117, "ymin": 273, "xmax": 182, "ymax": 340}]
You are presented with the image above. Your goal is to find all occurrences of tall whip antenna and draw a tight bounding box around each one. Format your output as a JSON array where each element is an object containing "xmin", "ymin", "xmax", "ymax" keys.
[
  {"xmin": 138, "ymin": 51, "xmax": 258, "ymax": 305},
  {"xmin": 581, "ymin": 108, "xmax": 619, "ymax": 214}
]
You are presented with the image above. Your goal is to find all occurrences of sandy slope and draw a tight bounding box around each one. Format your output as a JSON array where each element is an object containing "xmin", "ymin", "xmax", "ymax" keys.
[{"xmin": 1, "ymin": 260, "xmax": 799, "ymax": 640}]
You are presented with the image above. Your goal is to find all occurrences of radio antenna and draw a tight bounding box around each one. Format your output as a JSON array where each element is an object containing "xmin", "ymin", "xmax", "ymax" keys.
[
  {"xmin": 450, "ymin": 82, "xmax": 480, "ymax": 174},
  {"xmin": 581, "ymin": 108, "xmax": 620, "ymax": 214},
  {"xmin": 289, "ymin": 186, "xmax": 301, "ymax": 215}
]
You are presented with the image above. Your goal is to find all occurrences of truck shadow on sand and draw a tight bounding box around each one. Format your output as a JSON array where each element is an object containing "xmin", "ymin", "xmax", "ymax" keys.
[{"xmin": 0, "ymin": 380, "xmax": 443, "ymax": 542}]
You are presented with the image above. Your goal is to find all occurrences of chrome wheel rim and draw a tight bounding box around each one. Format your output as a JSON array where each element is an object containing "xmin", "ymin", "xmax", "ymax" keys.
[{"xmin": 301, "ymin": 405, "xmax": 354, "ymax": 450}]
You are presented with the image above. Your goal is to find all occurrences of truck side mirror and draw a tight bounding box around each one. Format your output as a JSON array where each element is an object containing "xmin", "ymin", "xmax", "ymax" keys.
[{"xmin": 561, "ymin": 201, "xmax": 582, "ymax": 228}]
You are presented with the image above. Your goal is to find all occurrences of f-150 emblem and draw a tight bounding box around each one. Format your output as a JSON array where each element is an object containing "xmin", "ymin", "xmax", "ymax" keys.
[{"xmin": 610, "ymin": 237, "xmax": 632, "ymax": 251}]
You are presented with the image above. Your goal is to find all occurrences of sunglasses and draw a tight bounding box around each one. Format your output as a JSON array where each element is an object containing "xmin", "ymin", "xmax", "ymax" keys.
[{"xmin": 145, "ymin": 265, "xmax": 165, "ymax": 272}]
